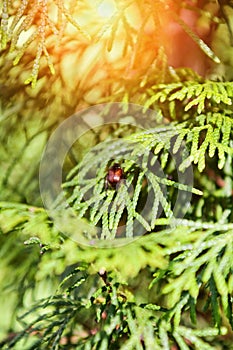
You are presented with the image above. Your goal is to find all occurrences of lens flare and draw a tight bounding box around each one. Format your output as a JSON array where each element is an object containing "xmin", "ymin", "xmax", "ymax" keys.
[{"xmin": 97, "ymin": 0, "xmax": 116, "ymax": 18}]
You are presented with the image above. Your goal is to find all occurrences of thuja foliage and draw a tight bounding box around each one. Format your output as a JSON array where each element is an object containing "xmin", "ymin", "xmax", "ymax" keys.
[
  {"xmin": 1, "ymin": 0, "xmax": 233, "ymax": 349},
  {"xmin": 0, "ymin": 201, "xmax": 233, "ymax": 349}
]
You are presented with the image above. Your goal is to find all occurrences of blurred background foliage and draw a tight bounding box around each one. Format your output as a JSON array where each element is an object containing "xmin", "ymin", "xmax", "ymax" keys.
[{"xmin": 0, "ymin": 0, "xmax": 233, "ymax": 348}]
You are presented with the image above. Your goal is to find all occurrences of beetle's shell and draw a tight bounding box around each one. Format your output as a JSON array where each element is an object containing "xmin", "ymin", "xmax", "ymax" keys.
[{"xmin": 106, "ymin": 163, "xmax": 124, "ymax": 188}]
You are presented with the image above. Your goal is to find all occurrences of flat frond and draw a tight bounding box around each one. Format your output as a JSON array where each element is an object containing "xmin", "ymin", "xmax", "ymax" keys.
[
  {"xmin": 62, "ymin": 128, "xmax": 203, "ymax": 239},
  {"xmin": 145, "ymin": 81, "xmax": 233, "ymax": 116}
]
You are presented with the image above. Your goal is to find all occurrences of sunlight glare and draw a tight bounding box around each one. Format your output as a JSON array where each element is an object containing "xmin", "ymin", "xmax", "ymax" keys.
[{"xmin": 97, "ymin": 0, "xmax": 116, "ymax": 18}]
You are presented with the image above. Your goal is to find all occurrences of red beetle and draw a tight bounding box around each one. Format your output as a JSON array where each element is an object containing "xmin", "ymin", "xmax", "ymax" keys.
[{"xmin": 105, "ymin": 163, "xmax": 124, "ymax": 189}]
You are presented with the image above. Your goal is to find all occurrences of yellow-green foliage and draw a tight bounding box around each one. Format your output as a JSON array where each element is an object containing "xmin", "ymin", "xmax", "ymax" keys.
[{"xmin": 1, "ymin": 1, "xmax": 233, "ymax": 349}]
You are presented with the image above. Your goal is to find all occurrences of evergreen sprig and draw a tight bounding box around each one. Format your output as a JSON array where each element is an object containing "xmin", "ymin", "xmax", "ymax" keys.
[
  {"xmin": 62, "ymin": 110, "xmax": 233, "ymax": 238},
  {"xmin": 62, "ymin": 132, "xmax": 202, "ymax": 239},
  {"xmin": 145, "ymin": 81, "xmax": 233, "ymax": 116},
  {"xmin": 1, "ymin": 261, "xmax": 229, "ymax": 350},
  {"xmin": 0, "ymin": 0, "xmax": 90, "ymax": 87},
  {"xmin": 1, "ymin": 201, "xmax": 233, "ymax": 348}
]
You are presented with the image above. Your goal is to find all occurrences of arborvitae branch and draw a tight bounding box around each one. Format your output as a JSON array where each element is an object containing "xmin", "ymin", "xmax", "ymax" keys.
[{"xmin": 1, "ymin": 1, "xmax": 233, "ymax": 348}]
